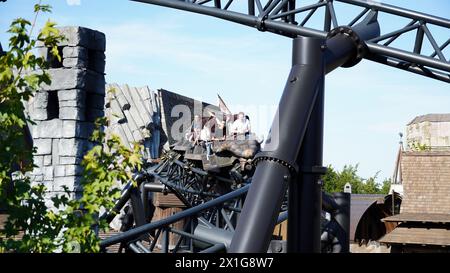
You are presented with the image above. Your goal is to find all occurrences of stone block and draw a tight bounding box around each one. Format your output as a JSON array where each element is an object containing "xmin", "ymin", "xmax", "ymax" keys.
[
  {"xmin": 59, "ymin": 156, "xmax": 83, "ymax": 165},
  {"xmin": 31, "ymin": 180, "xmax": 53, "ymax": 192},
  {"xmin": 66, "ymin": 165, "xmax": 84, "ymax": 176},
  {"xmin": 52, "ymin": 139, "xmax": 60, "ymax": 167},
  {"xmin": 34, "ymin": 138, "xmax": 52, "ymax": 155},
  {"xmin": 32, "ymin": 174, "xmax": 44, "ymax": 182},
  {"xmin": 33, "ymin": 155, "xmax": 44, "ymax": 168},
  {"xmin": 29, "ymin": 107, "xmax": 48, "ymax": 121},
  {"xmin": 58, "ymin": 89, "xmax": 85, "ymax": 102},
  {"xmin": 62, "ymin": 121, "xmax": 93, "ymax": 139},
  {"xmin": 41, "ymin": 68, "xmax": 86, "ymax": 91},
  {"xmin": 53, "ymin": 176, "xmax": 82, "ymax": 192},
  {"xmin": 34, "ymin": 119, "xmax": 63, "ymax": 138},
  {"xmin": 63, "ymin": 57, "xmax": 87, "ymax": 69},
  {"xmin": 43, "ymin": 155, "xmax": 52, "ymax": 166},
  {"xmin": 59, "ymin": 100, "xmax": 81, "ymax": 108},
  {"xmin": 60, "ymin": 107, "xmax": 85, "ymax": 121},
  {"xmin": 62, "ymin": 120, "xmax": 77, "ymax": 138},
  {"xmin": 58, "ymin": 138, "xmax": 86, "ymax": 156},
  {"xmin": 62, "ymin": 46, "xmax": 88, "ymax": 59},
  {"xmin": 30, "ymin": 166, "xmax": 42, "ymax": 176},
  {"xmin": 90, "ymin": 51, "xmax": 106, "ymax": 74},
  {"xmin": 43, "ymin": 166, "xmax": 54, "ymax": 181},
  {"xmin": 86, "ymin": 93, "xmax": 105, "ymax": 110},
  {"xmin": 58, "ymin": 26, "xmax": 106, "ymax": 51},
  {"xmin": 86, "ymin": 109, "xmax": 104, "ymax": 122},
  {"xmin": 33, "ymin": 91, "xmax": 49, "ymax": 108},
  {"xmin": 83, "ymin": 141, "xmax": 95, "ymax": 153},
  {"xmin": 85, "ymin": 70, "xmax": 105, "ymax": 95},
  {"xmin": 80, "ymin": 122, "xmax": 95, "ymax": 139},
  {"xmin": 54, "ymin": 165, "xmax": 65, "ymax": 177}
]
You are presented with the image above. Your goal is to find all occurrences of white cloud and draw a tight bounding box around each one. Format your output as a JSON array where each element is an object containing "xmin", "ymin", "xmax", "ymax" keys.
[{"xmin": 66, "ymin": 0, "xmax": 81, "ymax": 6}]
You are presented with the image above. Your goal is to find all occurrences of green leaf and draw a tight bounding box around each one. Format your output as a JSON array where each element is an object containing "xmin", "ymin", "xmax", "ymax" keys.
[{"xmin": 34, "ymin": 4, "xmax": 52, "ymax": 13}]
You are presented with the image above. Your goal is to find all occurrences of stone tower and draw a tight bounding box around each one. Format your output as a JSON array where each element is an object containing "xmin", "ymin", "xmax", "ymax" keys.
[
  {"xmin": 26, "ymin": 26, "xmax": 106, "ymax": 202},
  {"xmin": 406, "ymin": 114, "xmax": 450, "ymax": 151}
]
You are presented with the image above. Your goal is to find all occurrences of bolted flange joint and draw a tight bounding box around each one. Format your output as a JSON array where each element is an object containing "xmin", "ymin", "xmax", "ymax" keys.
[
  {"xmin": 253, "ymin": 154, "xmax": 298, "ymax": 175},
  {"xmin": 256, "ymin": 15, "xmax": 267, "ymax": 32},
  {"xmin": 327, "ymin": 26, "xmax": 368, "ymax": 68}
]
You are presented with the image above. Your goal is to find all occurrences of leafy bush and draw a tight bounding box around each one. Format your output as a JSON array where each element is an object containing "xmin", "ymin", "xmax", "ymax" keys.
[{"xmin": 322, "ymin": 164, "xmax": 391, "ymax": 194}]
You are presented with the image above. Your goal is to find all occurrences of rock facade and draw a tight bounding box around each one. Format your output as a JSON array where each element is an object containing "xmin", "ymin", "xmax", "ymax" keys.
[{"xmin": 25, "ymin": 26, "xmax": 106, "ymax": 201}]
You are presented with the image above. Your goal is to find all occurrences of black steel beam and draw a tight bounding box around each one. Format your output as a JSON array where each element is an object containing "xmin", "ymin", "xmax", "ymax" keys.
[
  {"xmin": 332, "ymin": 192, "xmax": 350, "ymax": 253},
  {"xmin": 144, "ymin": 182, "xmax": 170, "ymax": 192},
  {"xmin": 132, "ymin": 0, "xmax": 450, "ymax": 83},
  {"xmin": 338, "ymin": 0, "xmax": 450, "ymax": 28},
  {"xmin": 288, "ymin": 56, "xmax": 324, "ymax": 252},
  {"xmin": 229, "ymin": 36, "xmax": 325, "ymax": 253},
  {"xmin": 130, "ymin": 186, "xmax": 146, "ymax": 226},
  {"xmin": 321, "ymin": 192, "xmax": 351, "ymax": 253},
  {"xmin": 127, "ymin": 0, "xmax": 449, "ymax": 254},
  {"xmin": 100, "ymin": 184, "xmax": 249, "ymax": 248},
  {"xmin": 228, "ymin": 11, "xmax": 380, "ymax": 253},
  {"xmin": 199, "ymin": 243, "xmax": 226, "ymax": 253}
]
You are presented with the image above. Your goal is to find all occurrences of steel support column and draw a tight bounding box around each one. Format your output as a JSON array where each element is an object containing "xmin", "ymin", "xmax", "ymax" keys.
[
  {"xmin": 288, "ymin": 56, "xmax": 325, "ymax": 252},
  {"xmin": 230, "ymin": 14, "xmax": 379, "ymax": 253},
  {"xmin": 332, "ymin": 192, "xmax": 351, "ymax": 252},
  {"xmin": 229, "ymin": 37, "xmax": 326, "ymax": 253}
]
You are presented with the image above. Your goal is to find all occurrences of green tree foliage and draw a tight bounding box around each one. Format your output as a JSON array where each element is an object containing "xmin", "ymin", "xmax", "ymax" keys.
[
  {"xmin": 322, "ymin": 164, "xmax": 391, "ymax": 194},
  {"xmin": 53, "ymin": 116, "xmax": 143, "ymax": 253},
  {"xmin": 0, "ymin": 3, "xmax": 66, "ymax": 252},
  {"xmin": 0, "ymin": 3, "xmax": 143, "ymax": 253},
  {"xmin": 408, "ymin": 140, "xmax": 431, "ymax": 151}
]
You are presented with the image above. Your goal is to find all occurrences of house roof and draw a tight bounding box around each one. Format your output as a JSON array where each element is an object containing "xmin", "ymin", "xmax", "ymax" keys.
[
  {"xmin": 105, "ymin": 83, "xmax": 159, "ymax": 159},
  {"xmin": 350, "ymin": 194, "xmax": 387, "ymax": 242},
  {"xmin": 407, "ymin": 113, "xmax": 450, "ymax": 125},
  {"xmin": 400, "ymin": 151, "xmax": 450, "ymax": 214},
  {"xmin": 380, "ymin": 226, "xmax": 450, "ymax": 246},
  {"xmin": 383, "ymin": 212, "xmax": 450, "ymax": 224}
]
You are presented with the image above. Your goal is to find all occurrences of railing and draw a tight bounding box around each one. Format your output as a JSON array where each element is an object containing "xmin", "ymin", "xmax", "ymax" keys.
[{"xmin": 100, "ymin": 184, "xmax": 250, "ymax": 252}]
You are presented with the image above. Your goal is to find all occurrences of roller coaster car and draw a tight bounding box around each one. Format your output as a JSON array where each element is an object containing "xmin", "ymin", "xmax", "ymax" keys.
[{"xmin": 171, "ymin": 134, "xmax": 261, "ymax": 178}]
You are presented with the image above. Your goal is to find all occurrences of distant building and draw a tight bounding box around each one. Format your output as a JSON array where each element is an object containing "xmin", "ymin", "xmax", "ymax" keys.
[
  {"xmin": 380, "ymin": 113, "xmax": 450, "ymax": 252},
  {"xmin": 406, "ymin": 113, "xmax": 450, "ymax": 151}
]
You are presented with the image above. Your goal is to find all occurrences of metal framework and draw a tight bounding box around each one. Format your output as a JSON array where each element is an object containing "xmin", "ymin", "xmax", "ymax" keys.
[
  {"xmin": 99, "ymin": 0, "xmax": 449, "ymax": 253},
  {"xmin": 133, "ymin": 0, "xmax": 450, "ymax": 82}
]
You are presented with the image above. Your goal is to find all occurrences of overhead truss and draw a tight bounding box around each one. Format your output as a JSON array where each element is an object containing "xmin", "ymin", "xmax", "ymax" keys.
[{"xmin": 133, "ymin": 0, "xmax": 450, "ymax": 83}]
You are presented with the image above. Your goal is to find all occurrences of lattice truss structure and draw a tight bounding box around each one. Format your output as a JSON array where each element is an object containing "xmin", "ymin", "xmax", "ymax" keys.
[{"xmin": 134, "ymin": 0, "xmax": 450, "ymax": 83}]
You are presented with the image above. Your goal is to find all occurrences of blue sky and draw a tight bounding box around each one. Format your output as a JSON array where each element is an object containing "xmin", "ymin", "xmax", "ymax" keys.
[{"xmin": 1, "ymin": 0, "xmax": 449, "ymax": 183}]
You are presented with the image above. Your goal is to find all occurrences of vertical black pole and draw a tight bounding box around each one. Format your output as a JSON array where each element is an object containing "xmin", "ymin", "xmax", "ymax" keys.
[
  {"xmin": 130, "ymin": 187, "xmax": 146, "ymax": 227},
  {"xmin": 140, "ymin": 182, "xmax": 149, "ymax": 222},
  {"xmin": 324, "ymin": 2, "xmax": 332, "ymax": 32},
  {"xmin": 288, "ymin": 0, "xmax": 296, "ymax": 24},
  {"xmin": 288, "ymin": 66, "xmax": 324, "ymax": 253},
  {"xmin": 229, "ymin": 37, "xmax": 325, "ymax": 253},
  {"xmin": 333, "ymin": 192, "xmax": 350, "ymax": 253},
  {"xmin": 248, "ymin": 0, "xmax": 255, "ymax": 16},
  {"xmin": 229, "ymin": 12, "xmax": 379, "ymax": 253}
]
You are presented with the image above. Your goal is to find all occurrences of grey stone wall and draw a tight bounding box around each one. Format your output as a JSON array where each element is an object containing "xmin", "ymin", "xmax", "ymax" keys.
[{"xmin": 25, "ymin": 26, "xmax": 106, "ymax": 201}]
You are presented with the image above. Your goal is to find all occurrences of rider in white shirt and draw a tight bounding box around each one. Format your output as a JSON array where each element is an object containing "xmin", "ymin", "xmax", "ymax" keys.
[{"xmin": 231, "ymin": 112, "xmax": 251, "ymax": 139}]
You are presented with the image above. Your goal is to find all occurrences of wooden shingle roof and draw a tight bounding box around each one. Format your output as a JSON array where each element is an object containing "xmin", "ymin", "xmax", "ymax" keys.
[
  {"xmin": 379, "ymin": 226, "xmax": 450, "ymax": 246},
  {"xmin": 400, "ymin": 151, "xmax": 450, "ymax": 215}
]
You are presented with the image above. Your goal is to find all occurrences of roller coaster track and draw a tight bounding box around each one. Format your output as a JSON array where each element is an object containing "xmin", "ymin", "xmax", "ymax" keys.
[
  {"xmin": 99, "ymin": 0, "xmax": 448, "ymax": 253},
  {"xmin": 133, "ymin": 0, "xmax": 450, "ymax": 82}
]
